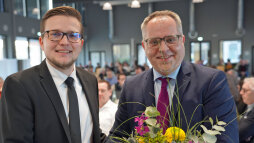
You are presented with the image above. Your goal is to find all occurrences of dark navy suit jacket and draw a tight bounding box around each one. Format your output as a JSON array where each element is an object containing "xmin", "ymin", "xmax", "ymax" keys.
[
  {"xmin": 109, "ymin": 61, "xmax": 239, "ymax": 143},
  {"xmin": 239, "ymin": 108, "xmax": 254, "ymax": 143}
]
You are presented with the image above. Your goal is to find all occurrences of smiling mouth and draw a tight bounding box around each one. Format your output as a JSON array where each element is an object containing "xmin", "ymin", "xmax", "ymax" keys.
[
  {"xmin": 56, "ymin": 50, "xmax": 72, "ymax": 53},
  {"xmin": 158, "ymin": 55, "xmax": 173, "ymax": 60}
]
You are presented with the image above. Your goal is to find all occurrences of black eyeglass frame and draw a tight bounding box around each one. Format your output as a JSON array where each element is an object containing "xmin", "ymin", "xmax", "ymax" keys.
[{"xmin": 41, "ymin": 30, "xmax": 83, "ymax": 43}]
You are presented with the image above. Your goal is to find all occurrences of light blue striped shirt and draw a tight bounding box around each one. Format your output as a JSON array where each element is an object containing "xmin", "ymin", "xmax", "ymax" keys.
[{"xmin": 153, "ymin": 65, "xmax": 181, "ymax": 108}]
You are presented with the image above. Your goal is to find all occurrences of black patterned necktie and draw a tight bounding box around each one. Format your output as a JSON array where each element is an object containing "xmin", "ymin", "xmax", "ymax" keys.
[{"xmin": 65, "ymin": 77, "xmax": 82, "ymax": 143}]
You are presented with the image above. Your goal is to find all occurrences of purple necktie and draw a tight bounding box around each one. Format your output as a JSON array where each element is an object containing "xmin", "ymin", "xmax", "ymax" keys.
[{"xmin": 157, "ymin": 77, "xmax": 170, "ymax": 133}]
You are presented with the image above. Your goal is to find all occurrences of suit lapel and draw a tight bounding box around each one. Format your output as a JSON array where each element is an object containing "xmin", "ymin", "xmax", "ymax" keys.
[
  {"xmin": 76, "ymin": 68, "xmax": 100, "ymax": 143},
  {"xmin": 172, "ymin": 61, "xmax": 191, "ymax": 118},
  {"xmin": 143, "ymin": 69, "xmax": 156, "ymax": 107},
  {"xmin": 76, "ymin": 68, "xmax": 97, "ymax": 120},
  {"xmin": 39, "ymin": 61, "xmax": 71, "ymax": 143}
]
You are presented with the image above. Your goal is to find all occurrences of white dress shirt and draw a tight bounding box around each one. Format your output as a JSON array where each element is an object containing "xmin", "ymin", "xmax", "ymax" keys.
[
  {"xmin": 46, "ymin": 60, "xmax": 93, "ymax": 143},
  {"xmin": 99, "ymin": 100, "xmax": 118, "ymax": 135}
]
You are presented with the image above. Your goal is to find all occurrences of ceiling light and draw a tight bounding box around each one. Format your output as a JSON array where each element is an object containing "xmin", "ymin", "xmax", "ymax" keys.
[
  {"xmin": 192, "ymin": 0, "xmax": 204, "ymax": 3},
  {"xmin": 197, "ymin": 37, "xmax": 203, "ymax": 41},
  {"xmin": 103, "ymin": 2, "xmax": 112, "ymax": 10},
  {"xmin": 131, "ymin": 0, "xmax": 141, "ymax": 8}
]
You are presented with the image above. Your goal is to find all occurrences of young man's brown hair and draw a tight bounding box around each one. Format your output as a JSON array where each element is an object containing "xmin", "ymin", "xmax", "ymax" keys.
[{"xmin": 40, "ymin": 6, "xmax": 83, "ymax": 36}]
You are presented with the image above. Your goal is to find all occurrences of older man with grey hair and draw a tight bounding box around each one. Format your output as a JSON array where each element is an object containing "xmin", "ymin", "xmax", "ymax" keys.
[{"xmin": 239, "ymin": 77, "xmax": 254, "ymax": 143}]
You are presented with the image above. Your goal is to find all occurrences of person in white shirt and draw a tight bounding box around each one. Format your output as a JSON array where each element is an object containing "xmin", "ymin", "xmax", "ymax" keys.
[{"xmin": 98, "ymin": 80, "xmax": 118, "ymax": 135}]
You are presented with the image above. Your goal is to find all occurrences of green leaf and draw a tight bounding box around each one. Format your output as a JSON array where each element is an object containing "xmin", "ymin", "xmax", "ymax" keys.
[
  {"xmin": 205, "ymin": 130, "xmax": 221, "ymax": 136},
  {"xmin": 145, "ymin": 118, "xmax": 157, "ymax": 126},
  {"xmin": 145, "ymin": 106, "xmax": 160, "ymax": 117},
  {"xmin": 148, "ymin": 126, "xmax": 160, "ymax": 138},
  {"xmin": 217, "ymin": 121, "xmax": 226, "ymax": 126},
  {"xmin": 127, "ymin": 137, "xmax": 137, "ymax": 143},
  {"xmin": 200, "ymin": 125, "xmax": 208, "ymax": 133},
  {"xmin": 202, "ymin": 133, "xmax": 217, "ymax": 143},
  {"xmin": 209, "ymin": 117, "xmax": 213, "ymax": 125},
  {"xmin": 188, "ymin": 135, "xmax": 199, "ymax": 143},
  {"xmin": 212, "ymin": 125, "xmax": 225, "ymax": 132},
  {"xmin": 200, "ymin": 125, "xmax": 221, "ymax": 135}
]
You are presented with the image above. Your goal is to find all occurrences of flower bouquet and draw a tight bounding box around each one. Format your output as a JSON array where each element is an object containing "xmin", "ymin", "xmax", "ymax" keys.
[{"xmin": 113, "ymin": 106, "xmax": 226, "ymax": 143}]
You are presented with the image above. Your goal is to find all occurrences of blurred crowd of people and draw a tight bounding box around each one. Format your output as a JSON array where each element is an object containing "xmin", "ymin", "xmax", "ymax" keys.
[
  {"xmin": 79, "ymin": 61, "xmax": 150, "ymax": 102},
  {"xmin": 79, "ymin": 61, "xmax": 151, "ymax": 135}
]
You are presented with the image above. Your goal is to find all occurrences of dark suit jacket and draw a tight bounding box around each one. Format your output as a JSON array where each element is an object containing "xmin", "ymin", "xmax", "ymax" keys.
[
  {"xmin": 239, "ymin": 108, "xmax": 254, "ymax": 143},
  {"xmin": 1, "ymin": 60, "xmax": 106, "ymax": 143},
  {"xmin": 109, "ymin": 61, "xmax": 239, "ymax": 142}
]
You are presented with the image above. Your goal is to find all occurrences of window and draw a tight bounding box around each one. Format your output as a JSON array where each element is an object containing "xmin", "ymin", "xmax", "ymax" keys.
[
  {"xmin": 63, "ymin": 3, "xmax": 76, "ymax": 8},
  {"xmin": 0, "ymin": 0, "xmax": 4, "ymax": 12},
  {"xmin": 40, "ymin": 0, "xmax": 52, "ymax": 18},
  {"xmin": 27, "ymin": 0, "xmax": 40, "ymax": 19},
  {"xmin": 137, "ymin": 44, "xmax": 151, "ymax": 67},
  {"xmin": 15, "ymin": 37, "xmax": 28, "ymax": 59},
  {"xmin": 14, "ymin": 0, "xmax": 26, "ymax": 16},
  {"xmin": 0, "ymin": 35, "xmax": 6, "ymax": 59},
  {"xmin": 29, "ymin": 39, "xmax": 41, "ymax": 66},
  {"xmin": 190, "ymin": 42, "xmax": 210, "ymax": 65},
  {"xmin": 113, "ymin": 44, "xmax": 130, "ymax": 64},
  {"xmin": 220, "ymin": 40, "xmax": 241, "ymax": 63},
  {"xmin": 90, "ymin": 51, "xmax": 105, "ymax": 71}
]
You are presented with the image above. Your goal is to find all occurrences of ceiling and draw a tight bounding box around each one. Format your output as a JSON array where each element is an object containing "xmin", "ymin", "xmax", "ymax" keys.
[{"xmin": 53, "ymin": 0, "xmax": 179, "ymax": 5}]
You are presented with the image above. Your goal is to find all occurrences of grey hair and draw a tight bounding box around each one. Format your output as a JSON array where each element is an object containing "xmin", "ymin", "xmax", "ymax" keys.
[
  {"xmin": 141, "ymin": 10, "xmax": 183, "ymax": 39},
  {"xmin": 244, "ymin": 77, "xmax": 254, "ymax": 91}
]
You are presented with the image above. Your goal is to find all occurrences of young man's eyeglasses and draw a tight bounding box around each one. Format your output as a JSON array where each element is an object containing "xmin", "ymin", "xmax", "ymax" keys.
[
  {"xmin": 42, "ymin": 30, "xmax": 83, "ymax": 43},
  {"xmin": 144, "ymin": 35, "xmax": 182, "ymax": 49}
]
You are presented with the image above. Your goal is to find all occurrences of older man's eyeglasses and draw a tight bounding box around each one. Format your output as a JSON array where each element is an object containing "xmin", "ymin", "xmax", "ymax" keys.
[
  {"xmin": 42, "ymin": 30, "xmax": 83, "ymax": 43},
  {"xmin": 144, "ymin": 35, "xmax": 182, "ymax": 49},
  {"xmin": 241, "ymin": 88, "xmax": 252, "ymax": 93}
]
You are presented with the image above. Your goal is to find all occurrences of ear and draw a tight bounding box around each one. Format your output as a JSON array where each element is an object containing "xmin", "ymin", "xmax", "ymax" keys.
[
  {"xmin": 142, "ymin": 41, "xmax": 146, "ymax": 50},
  {"xmin": 81, "ymin": 39, "xmax": 84, "ymax": 47},
  {"xmin": 182, "ymin": 35, "xmax": 185, "ymax": 43},
  {"xmin": 110, "ymin": 88, "xmax": 114, "ymax": 96},
  {"xmin": 39, "ymin": 37, "xmax": 44, "ymax": 51}
]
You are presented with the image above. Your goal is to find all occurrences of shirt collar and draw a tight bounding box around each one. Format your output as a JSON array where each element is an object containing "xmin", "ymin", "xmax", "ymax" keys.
[
  {"xmin": 46, "ymin": 59, "xmax": 77, "ymax": 87},
  {"xmin": 100, "ymin": 100, "xmax": 113, "ymax": 110},
  {"xmin": 153, "ymin": 64, "xmax": 181, "ymax": 81},
  {"xmin": 247, "ymin": 103, "xmax": 254, "ymax": 112}
]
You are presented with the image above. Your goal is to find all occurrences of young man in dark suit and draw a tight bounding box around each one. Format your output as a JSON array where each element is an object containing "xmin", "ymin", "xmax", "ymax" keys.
[
  {"xmin": 109, "ymin": 10, "xmax": 238, "ymax": 142},
  {"xmin": 1, "ymin": 6, "xmax": 106, "ymax": 143}
]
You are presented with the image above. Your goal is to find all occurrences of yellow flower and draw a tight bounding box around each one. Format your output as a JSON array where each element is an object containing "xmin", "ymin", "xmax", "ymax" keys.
[
  {"xmin": 164, "ymin": 127, "xmax": 186, "ymax": 142},
  {"xmin": 138, "ymin": 137, "xmax": 145, "ymax": 143}
]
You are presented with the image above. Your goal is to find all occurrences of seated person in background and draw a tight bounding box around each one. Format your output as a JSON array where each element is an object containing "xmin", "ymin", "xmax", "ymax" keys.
[
  {"xmin": 239, "ymin": 77, "xmax": 254, "ymax": 143},
  {"xmin": 115, "ymin": 73, "xmax": 126, "ymax": 100},
  {"xmin": 105, "ymin": 69, "xmax": 118, "ymax": 86},
  {"xmin": 226, "ymin": 72, "xmax": 240, "ymax": 103},
  {"xmin": 0, "ymin": 77, "xmax": 4, "ymax": 98},
  {"xmin": 98, "ymin": 80, "xmax": 118, "ymax": 136},
  {"xmin": 238, "ymin": 59, "xmax": 249, "ymax": 79},
  {"xmin": 237, "ymin": 78, "xmax": 248, "ymax": 115},
  {"xmin": 135, "ymin": 65, "xmax": 145, "ymax": 75},
  {"xmin": 216, "ymin": 58, "xmax": 225, "ymax": 71},
  {"xmin": 225, "ymin": 59, "xmax": 233, "ymax": 72}
]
